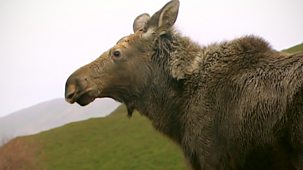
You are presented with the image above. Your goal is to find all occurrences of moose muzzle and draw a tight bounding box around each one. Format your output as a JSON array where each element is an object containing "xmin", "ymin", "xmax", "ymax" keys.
[{"xmin": 65, "ymin": 68, "xmax": 96, "ymax": 106}]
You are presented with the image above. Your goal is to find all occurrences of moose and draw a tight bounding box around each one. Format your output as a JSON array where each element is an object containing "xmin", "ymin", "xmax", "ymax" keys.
[{"xmin": 65, "ymin": 0, "xmax": 303, "ymax": 169}]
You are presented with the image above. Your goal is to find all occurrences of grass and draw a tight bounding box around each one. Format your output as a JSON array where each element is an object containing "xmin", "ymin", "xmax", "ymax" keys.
[
  {"xmin": 283, "ymin": 43, "xmax": 303, "ymax": 53},
  {"xmin": 0, "ymin": 138, "xmax": 41, "ymax": 170},
  {"xmin": 12, "ymin": 105, "xmax": 187, "ymax": 170}
]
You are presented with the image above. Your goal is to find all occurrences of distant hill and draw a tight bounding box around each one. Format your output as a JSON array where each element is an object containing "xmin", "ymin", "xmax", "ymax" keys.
[
  {"xmin": 0, "ymin": 105, "xmax": 187, "ymax": 170},
  {"xmin": 283, "ymin": 42, "xmax": 303, "ymax": 53},
  {"xmin": 0, "ymin": 98, "xmax": 119, "ymax": 143}
]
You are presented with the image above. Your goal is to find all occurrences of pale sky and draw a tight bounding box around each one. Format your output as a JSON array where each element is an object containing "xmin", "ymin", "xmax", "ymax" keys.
[{"xmin": 0, "ymin": 0, "xmax": 302, "ymax": 117}]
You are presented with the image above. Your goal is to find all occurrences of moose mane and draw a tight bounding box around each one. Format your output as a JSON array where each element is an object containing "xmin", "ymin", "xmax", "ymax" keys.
[{"xmin": 147, "ymin": 29, "xmax": 204, "ymax": 80}]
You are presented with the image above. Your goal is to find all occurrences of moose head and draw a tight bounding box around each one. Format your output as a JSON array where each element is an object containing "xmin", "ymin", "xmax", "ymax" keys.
[{"xmin": 65, "ymin": 0, "xmax": 181, "ymax": 116}]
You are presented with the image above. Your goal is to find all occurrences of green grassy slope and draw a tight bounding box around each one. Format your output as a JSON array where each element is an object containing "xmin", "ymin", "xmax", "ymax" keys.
[
  {"xmin": 22, "ymin": 105, "xmax": 186, "ymax": 170},
  {"xmin": 283, "ymin": 43, "xmax": 303, "ymax": 53}
]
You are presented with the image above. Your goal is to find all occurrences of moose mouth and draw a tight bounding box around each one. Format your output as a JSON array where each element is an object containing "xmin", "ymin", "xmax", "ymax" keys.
[
  {"xmin": 76, "ymin": 93, "xmax": 95, "ymax": 106},
  {"xmin": 66, "ymin": 90, "xmax": 96, "ymax": 106}
]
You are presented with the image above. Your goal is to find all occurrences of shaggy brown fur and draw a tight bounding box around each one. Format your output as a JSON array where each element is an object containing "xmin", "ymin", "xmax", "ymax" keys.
[{"xmin": 65, "ymin": 1, "xmax": 303, "ymax": 169}]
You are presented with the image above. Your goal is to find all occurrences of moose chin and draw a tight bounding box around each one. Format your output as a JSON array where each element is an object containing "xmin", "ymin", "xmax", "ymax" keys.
[{"xmin": 65, "ymin": 0, "xmax": 303, "ymax": 169}]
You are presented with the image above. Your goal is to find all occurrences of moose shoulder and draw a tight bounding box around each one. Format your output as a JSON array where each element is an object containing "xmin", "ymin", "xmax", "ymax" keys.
[{"xmin": 65, "ymin": 0, "xmax": 303, "ymax": 169}]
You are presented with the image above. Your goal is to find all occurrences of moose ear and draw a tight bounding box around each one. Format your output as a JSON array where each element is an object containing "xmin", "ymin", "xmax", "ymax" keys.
[
  {"xmin": 147, "ymin": 0, "xmax": 179, "ymax": 35},
  {"xmin": 133, "ymin": 13, "xmax": 150, "ymax": 33},
  {"xmin": 158, "ymin": 0, "xmax": 179, "ymax": 29}
]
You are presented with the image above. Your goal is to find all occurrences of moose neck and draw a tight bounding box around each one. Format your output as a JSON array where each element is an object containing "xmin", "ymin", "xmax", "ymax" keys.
[
  {"xmin": 131, "ymin": 31, "xmax": 202, "ymax": 143},
  {"xmin": 135, "ymin": 66, "xmax": 185, "ymax": 143}
]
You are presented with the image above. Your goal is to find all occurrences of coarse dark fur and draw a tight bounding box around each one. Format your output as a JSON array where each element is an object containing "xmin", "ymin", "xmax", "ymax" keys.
[{"xmin": 65, "ymin": 1, "xmax": 303, "ymax": 169}]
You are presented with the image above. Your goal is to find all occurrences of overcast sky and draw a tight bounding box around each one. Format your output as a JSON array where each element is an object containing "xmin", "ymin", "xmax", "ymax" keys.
[{"xmin": 0, "ymin": 0, "xmax": 302, "ymax": 117}]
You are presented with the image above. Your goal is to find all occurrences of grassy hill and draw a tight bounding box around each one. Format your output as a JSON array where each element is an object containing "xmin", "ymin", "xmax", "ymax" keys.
[
  {"xmin": 283, "ymin": 42, "xmax": 303, "ymax": 53},
  {"xmin": 0, "ymin": 105, "xmax": 186, "ymax": 170}
]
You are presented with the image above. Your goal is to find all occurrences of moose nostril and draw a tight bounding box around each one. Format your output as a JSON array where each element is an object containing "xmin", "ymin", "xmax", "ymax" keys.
[
  {"xmin": 66, "ymin": 91, "xmax": 75, "ymax": 100},
  {"xmin": 65, "ymin": 89, "xmax": 76, "ymax": 103},
  {"xmin": 65, "ymin": 73, "xmax": 90, "ymax": 103},
  {"xmin": 65, "ymin": 82, "xmax": 77, "ymax": 103}
]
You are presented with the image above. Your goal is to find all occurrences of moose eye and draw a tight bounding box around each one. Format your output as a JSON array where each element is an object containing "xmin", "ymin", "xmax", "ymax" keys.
[{"xmin": 113, "ymin": 50, "xmax": 121, "ymax": 58}]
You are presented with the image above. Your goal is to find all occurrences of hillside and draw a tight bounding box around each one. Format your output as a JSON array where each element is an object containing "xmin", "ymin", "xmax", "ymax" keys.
[
  {"xmin": 0, "ymin": 98, "xmax": 119, "ymax": 143},
  {"xmin": 0, "ymin": 105, "xmax": 186, "ymax": 170},
  {"xmin": 283, "ymin": 42, "xmax": 303, "ymax": 53}
]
